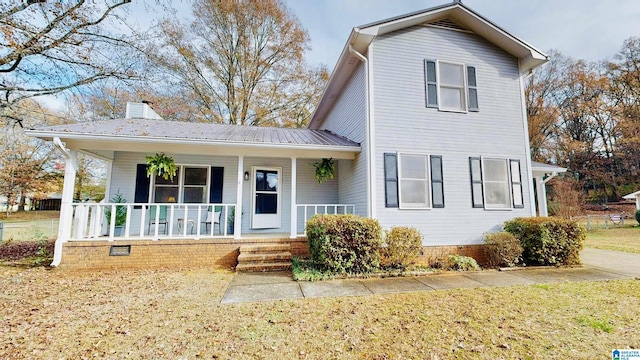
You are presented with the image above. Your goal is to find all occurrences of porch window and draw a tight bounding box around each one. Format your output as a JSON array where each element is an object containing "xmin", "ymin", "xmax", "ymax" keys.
[
  {"xmin": 154, "ymin": 168, "xmax": 181, "ymax": 203},
  {"xmin": 134, "ymin": 164, "xmax": 224, "ymax": 204}
]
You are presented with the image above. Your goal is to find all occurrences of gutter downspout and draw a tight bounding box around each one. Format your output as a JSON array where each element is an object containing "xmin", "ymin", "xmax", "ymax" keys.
[
  {"xmin": 349, "ymin": 44, "xmax": 376, "ymax": 218},
  {"xmin": 52, "ymin": 137, "xmax": 76, "ymax": 267}
]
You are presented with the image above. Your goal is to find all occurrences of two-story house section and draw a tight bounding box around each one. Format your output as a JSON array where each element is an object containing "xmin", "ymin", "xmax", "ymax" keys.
[{"xmin": 309, "ymin": 1, "xmax": 549, "ymax": 248}]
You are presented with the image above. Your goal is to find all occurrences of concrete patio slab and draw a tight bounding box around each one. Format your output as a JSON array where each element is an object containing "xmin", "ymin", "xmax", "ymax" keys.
[
  {"xmin": 415, "ymin": 274, "xmax": 485, "ymax": 290},
  {"xmin": 360, "ymin": 277, "xmax": 434, "ymax": 294},
  {"xmin": 300, "ymin": 280, "xmax": 371, "ymax": 298},
  {"xmin": 221, "ymin": 282, "xmax": 302, "ymax": 304},
  {"xmin": 510, "ymin": 268, "xmax": 584, "ymax": 283},
  {"xmin": 230, "ymin": 271, "xmax": 294, "ymax": 286},
  {"xmin": 464, "ymin": 271, "xmax": 535, "ymax": 287}
]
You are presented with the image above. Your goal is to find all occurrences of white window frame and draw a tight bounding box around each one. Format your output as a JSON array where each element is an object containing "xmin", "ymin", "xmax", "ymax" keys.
[
  {"xmin": 481, "ymin": 157, "xmax": 512, "ymax": 210},
  {"xmin": 151, "ymin": 164, "xmax": 211, "ymax": 204},
  {"xmin": 436, "ymin": 60, "xmax": 468, "ymax": 113},
  {"xmin": 398, "ymin": 153, "xmax": 431, "ymax": 209}
]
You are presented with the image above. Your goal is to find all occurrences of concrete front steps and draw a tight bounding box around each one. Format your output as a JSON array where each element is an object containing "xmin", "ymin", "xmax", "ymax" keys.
[{"xmin": 236, "ymin": 243, "xmax": 292, "ymax": 272}]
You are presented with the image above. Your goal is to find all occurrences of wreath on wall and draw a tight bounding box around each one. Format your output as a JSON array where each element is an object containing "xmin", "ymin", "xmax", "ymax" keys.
[
  {"xmin": 146, "ymin": 153, "xmax": 177, "ymax": 181},
  {"xmin": 313, "ymin": 158, "xmax": 335, "ymax": 184}
]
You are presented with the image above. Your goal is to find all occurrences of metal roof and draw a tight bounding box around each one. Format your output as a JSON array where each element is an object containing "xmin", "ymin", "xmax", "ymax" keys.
[
  {"xmin": 28, "ymin": 119, "xmax": 360, "ymax": 148},
  {"xmin": 531, "ymin": 161, "xmax": 567, "ymax": 173}
]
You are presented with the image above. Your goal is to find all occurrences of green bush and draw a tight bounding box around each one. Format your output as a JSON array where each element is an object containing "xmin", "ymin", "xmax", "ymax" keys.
[
  {"xmin": 503, "ymin": 217, "xmax": 585, "ymax": 266},
  {"xmin": 483, "ymin": 231, "xmax": 523, "ymax": 268},
  {"xmin": 381, "ymin": 226, "xmax": 423, "ymax": 269},
  {"xmin": 306, "ymin": 214, "xmax": 383, "ymax": 274},
  {"xmin": 446, "ymin": 255, "xmax": 480, "ymax": 271},
  {"xmin": 636, "ymin": 210, "xmax": 640, "ymax": 225}
]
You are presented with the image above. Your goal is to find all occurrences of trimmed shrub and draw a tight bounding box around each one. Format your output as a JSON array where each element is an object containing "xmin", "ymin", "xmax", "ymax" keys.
[
  {"xmin": 306, "ymin": 214, "xmax": 383, "ymax": 274},
  {"xmin": 446, "ymin": 255, "xmax": 480, "ymax": 271},
  {"xmin": 381, "ymin": 226, "xmax": 423, "ymax": 269},
  {"xmin": 636, "ymin": 210, "xmax": 640, "ymax": 225},
  {"xmin": 504, "ymin": 217, "xmax": 585, "ymax": 266},
  {"xmin": 483, "ymin": 231, "xmax": 523, "ymax": 268}
]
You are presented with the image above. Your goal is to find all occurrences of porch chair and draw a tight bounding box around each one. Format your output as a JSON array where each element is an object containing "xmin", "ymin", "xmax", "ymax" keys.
[
  {"xmin": 148, "ymin": 205, "xmax": 168, "ymax": 235},
  {"xmin": 202, "ymin": 206, "xmax": 222, "ymax": 235}
]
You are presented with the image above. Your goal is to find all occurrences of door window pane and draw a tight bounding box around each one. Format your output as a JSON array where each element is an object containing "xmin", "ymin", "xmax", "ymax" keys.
[
  {"xmin": 256, "ymin": 193, "xmax": 278, "ymax": 214},
  {"xmin": 256, "ymin": 170, "xmax": 278, "ymax": 192}
]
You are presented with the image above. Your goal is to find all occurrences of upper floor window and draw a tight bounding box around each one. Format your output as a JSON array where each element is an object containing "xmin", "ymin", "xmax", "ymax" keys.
[{"xmin": 425, "ymin": 59, "xmax": 479, "ymax": 112}]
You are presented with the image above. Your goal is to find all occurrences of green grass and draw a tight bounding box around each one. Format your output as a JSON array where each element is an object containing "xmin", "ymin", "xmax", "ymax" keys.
[
  {"xmin": 584, "ymin": 226, "xmax": 640, "ymax": 253},
  {"xmin": 1, "ymin": 266, "xmax": 640, "ymax": 359}
]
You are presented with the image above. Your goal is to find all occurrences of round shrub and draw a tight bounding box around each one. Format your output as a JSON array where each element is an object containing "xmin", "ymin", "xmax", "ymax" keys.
[
  {"xmin": 636, "ymin": 209, "xmax": 640, "ymax": 225},
  {"xmin": 503, "ymin": 217, "xmax": 585, "ymax": 266},
  {"xmin": 306, "ymin": 214, "xmax": 383, "ymax": 274},
  {"xmin": 381, "ymin": 226, "xmax": 423, "ymax": 269},
  {"xmin": 446, "ymin": 255, "xmax": 480, "ymax": 271},
  {"xmin": 483, "ymin": 231, "xmax": 523, "ymax": 268}
]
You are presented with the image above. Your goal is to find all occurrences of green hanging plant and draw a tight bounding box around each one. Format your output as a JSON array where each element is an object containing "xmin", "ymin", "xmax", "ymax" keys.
[
  {"xmin": 146, "ymin": 153, "xmax": 177, "ymax": 181},
  {"xmin": 313, "ymin": 158, "xmax": 335, "ymax": 184}
]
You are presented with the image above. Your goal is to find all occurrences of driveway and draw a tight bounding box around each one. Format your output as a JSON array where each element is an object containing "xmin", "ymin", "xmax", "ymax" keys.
[{"xmin": 580, "ymin": 248, "xmax": 640, "ymax": 278}]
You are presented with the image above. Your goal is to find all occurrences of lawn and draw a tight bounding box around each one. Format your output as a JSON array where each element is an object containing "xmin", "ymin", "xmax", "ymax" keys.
[
  {"xmin": 0, "ymin": 211, "xmax": 60, "ymax": 242},
  {"xmin": 1, "ymin": 266, "xmax": 639, "ymax": 359},
  {"xmin": 584, "ymin": 226, "xmax": 640, "ymax": 254}
]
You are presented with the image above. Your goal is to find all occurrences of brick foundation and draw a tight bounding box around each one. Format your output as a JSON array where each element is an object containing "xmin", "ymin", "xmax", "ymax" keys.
[{"xmin": 60, "ymin": 237, "xmax": 309, "ymax": 271}]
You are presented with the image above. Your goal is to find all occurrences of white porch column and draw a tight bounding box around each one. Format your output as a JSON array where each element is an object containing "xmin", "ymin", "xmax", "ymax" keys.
[
  {"xmin": 536, "ymin": 176, "xmax": 548, "ymax": 217},
  {"xmin": 635, "ymin": 195, "xmax": 640, "ymax": 210},
  {"xmin": 235, "ymin": 156, "xmax": 244, "ymax": 240},
  {"xmin": 54, "ymin": 148, "xmax": 77, "ymax": 266},
  {"xmin": 290, "ymin": 157, "xmax": 297, "ymax": 239}
]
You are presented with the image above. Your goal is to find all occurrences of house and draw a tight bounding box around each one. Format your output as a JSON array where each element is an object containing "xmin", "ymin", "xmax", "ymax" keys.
[
  {"xmin": 623, "ymin": 190, "xmax": 640, "ymax": 210},
  {"xmin": 26, "ymin": 1, "xmax": 558, "ymax": 270}
]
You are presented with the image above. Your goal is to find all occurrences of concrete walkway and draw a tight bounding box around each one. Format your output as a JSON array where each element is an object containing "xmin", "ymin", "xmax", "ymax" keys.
[{"xmin": 221, "ymin": 249, "xmax": 640, "ymax": 304}]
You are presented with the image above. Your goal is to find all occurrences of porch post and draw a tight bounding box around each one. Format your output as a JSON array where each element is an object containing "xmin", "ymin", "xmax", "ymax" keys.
[
  {"xmin": 290, "ymin": 157, "xmax": 297, "ymax": 239},
  {"xmin": 54, "ymin": 147, "xmax": 77, "ymax": 266},
  {"xmin": 235, "ymin": 156, "xmax": 243, "ymax": 239},
  {"xmin": 536, "ymin": 176, "xmax": 548, "ymax": 217}
]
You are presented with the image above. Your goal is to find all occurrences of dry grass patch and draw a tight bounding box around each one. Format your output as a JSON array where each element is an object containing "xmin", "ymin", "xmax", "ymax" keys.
[
  {"xmin": 2, "ymin": 266, "xmax": 640, "ymax": 359},
  {"xmin": 584, "ymin": 227, "xmax": 640, "ymax": 254}
]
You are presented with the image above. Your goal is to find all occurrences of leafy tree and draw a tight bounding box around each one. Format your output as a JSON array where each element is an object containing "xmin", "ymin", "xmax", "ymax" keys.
[
  {"xmin": 0, "ymin": 0, "xmax": 141, "ymax": 127},
  {"xmin": 146, "ymin": 0, "xmax": 328, "ymax": 127}
]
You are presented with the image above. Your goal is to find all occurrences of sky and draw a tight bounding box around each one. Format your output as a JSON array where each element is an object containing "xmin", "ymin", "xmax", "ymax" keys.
[{"xmin": 39, "ymin": 0, "xmax": 640, "ymax": 111}]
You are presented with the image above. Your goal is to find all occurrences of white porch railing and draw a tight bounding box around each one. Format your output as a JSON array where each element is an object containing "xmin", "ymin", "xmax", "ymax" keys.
[
  {"xmin": 296, "ymin": 204, "xmax": 355, "ymax": 236},
  {"xmin": 70, "ymin": 203, "xmax": 236, "ymax": 241}
]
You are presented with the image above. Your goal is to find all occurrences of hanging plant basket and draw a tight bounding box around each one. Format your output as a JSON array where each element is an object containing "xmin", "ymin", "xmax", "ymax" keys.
[
  {"xmin": 146, "ymin": 153, "xmax": 177, "ymax": 181},
  {"xmin": 313, "ymin": 158, "xmax": 335, "ymax": 184}
]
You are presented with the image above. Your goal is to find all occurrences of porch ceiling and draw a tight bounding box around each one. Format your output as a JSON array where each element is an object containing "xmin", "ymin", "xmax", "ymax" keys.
[{"xmin": 26, "ymin": 119, "xmax": 361, "ymax": 160}]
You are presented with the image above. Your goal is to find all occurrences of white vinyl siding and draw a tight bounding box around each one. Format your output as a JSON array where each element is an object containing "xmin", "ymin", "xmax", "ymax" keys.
[{"xmin": 372, "ymin": 24, "xmax": 533, "ymax": 246}]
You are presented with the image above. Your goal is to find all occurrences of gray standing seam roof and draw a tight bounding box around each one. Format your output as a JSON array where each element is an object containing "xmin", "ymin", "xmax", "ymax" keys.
[{"xmin": 30, "ymin": 119, "xmax": 360, "ymax": 148}]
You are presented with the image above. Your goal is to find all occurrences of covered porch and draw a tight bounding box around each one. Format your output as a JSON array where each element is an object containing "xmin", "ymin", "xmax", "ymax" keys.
[
  {"xmin": 531, "ymin": 161, "xmax": 568, "ymax": 217},
  {"xmin": 25, "ymin": 110, "xmax": 361, "ymax": 267}
]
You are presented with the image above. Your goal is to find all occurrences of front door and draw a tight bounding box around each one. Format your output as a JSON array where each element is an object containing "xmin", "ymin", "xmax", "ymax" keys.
[{"xmin": 251, "ymin": 167, "xmax": 281, "ymax": 229}]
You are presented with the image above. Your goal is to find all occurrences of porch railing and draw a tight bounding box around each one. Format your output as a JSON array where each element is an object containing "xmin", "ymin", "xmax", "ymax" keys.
[
  {"xmin": 296, "ymin": 204, "xmax": 355, "ymax": 236},
  {"xmin": 70, "ymin": 202, "xmax": 236, "ymax": 241}
]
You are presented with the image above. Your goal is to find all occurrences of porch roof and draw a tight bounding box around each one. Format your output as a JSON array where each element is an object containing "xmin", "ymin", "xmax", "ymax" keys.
[{"xmin": 26, "ymin": 119, "xmax": 361, "ymax": 160}]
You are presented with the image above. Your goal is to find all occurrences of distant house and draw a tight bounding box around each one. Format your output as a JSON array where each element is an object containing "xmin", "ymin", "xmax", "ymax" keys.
[
  {"xmin": 623, "ymin": 190, "xmax": 640, "ymax": 210},
  {"xmin": 26, "ymin": 1, "xmax": 562, "ymax": 269}
]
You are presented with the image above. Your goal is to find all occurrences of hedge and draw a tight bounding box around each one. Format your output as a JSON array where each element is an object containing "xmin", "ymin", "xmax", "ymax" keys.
[
  {"xmin": 381, "ymin": 226, "xmax": 423, "ymax": 269},
  {"xmin": 503, "ymin": 217, "xmax": 585, "ymax": 266},
  {"xmin": 306, "ymin": 214, "xmax": 383, "ymax": 274}
]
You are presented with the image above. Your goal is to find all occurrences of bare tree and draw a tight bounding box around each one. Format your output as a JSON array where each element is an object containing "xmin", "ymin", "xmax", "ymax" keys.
[{"xmin": 0, "ymin": 0, "xmax": 142, "ymax": 127}]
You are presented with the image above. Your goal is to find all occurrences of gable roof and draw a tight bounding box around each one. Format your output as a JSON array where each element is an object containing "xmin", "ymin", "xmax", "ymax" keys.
[
  {"xmin": 309, "ymin": 1, "xmax": 549, "ymax": 129},
  {"xmin": 26, "ymin": 119, "xmax": 360, "ymax": 159}
]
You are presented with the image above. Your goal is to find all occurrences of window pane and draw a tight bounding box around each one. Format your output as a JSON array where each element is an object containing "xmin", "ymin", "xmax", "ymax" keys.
[
  {"xmin": 440, "ymin": 63, "xmax": 463, "ymax": 86},
  {"xmin": 400, "ymin": 154, "xmax": 426, "ymax": 179},
  {"xmin": 512, "ymin": 184, "xmax": 523, "ymax": 207},
  {"xmin": 432, "ymin": 183, "xmax": 444, "ymax": 207},
  {"xmin": 385, "ymin": 180, "xmax": 398, "ymax": 206},
  {"xmin": 384, "ymin": 155, "xmax": 397, "ymax": 179},
  {"xmin": 256, "ymin": 170, "xmax": 278, "ymax": 192},
  {"xmin": 472, "ymin": 183, "xmax": 484, "ymax": 206},
  {"xmin": 185, "ymin": 167, "xmax": 207, "ymax": 185},
  {"xmin": 440, "ymin": 87, "xmax": 463, "ymax": 110},
  {"xmin": 154, "ymin": 187, "xmax": 178, "ymax": 203},
  {"xmin": 431, "ymin": 156, "xmax": 442, "ymax": 181},
  {"xmin": 400, "ymin": 179, "xmax": 428, "ymax": 205},
  {"xmin": 484, "ymin": 159, "xmax": 508, "ymax": 181},
  {"xmin": 510, "ymin": 161, "xmax": 521, "ymax": 183},
  {"xmin": 155, "ymin": 168, "xmax": 180, "ymax": 185},
  {"xmin": 183, "ymin": 187, "xmax": 205, "ymax": 203},
  {"xmin": 485, "ymin": 182, "xmax": 511, "ymax": 208},
  {"xmin": 426, "ymin": 61, "xmax": 436, "ymax": 82},
  {"xmin": 256, "ymin": 193, "xmax": 277, "ymax": 214}
]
